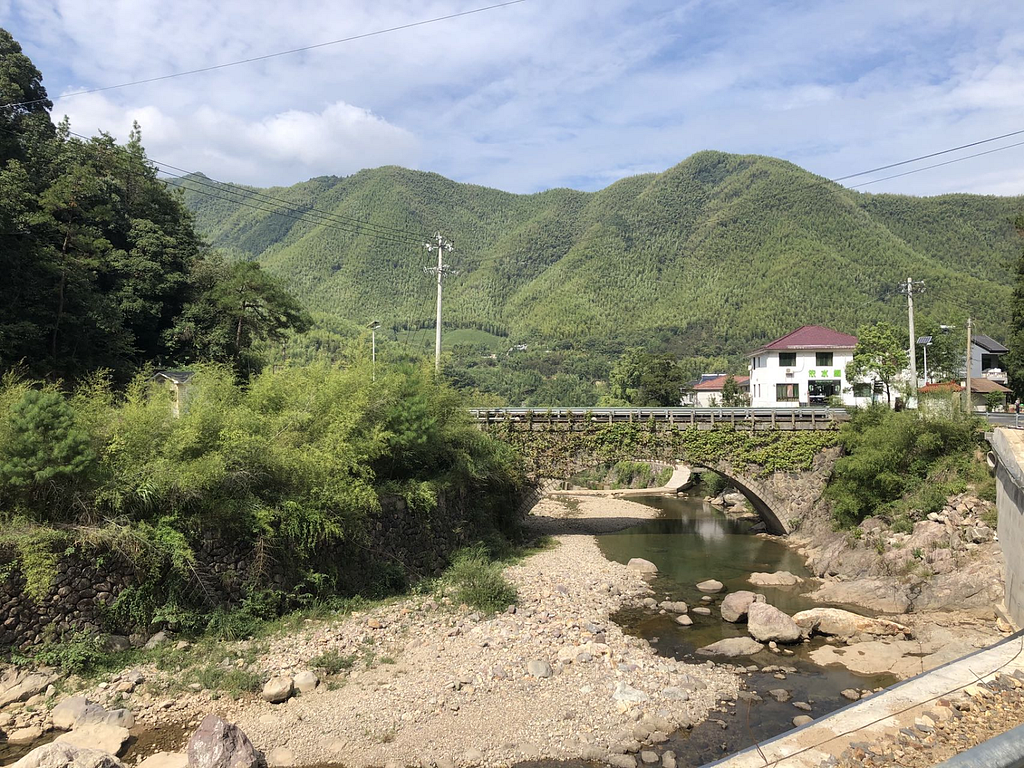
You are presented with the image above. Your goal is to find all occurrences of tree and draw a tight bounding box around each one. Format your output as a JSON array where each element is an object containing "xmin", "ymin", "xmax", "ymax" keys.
[
  {"xmin": 606, "ymin": 349, "xmax": 685, "ymax": 406},
  {"xmin": 846, "ymin": 322, "xmax": 907, "ymax": 406},
  {"xmin": 166, "ymin": 257, "xmax": 311, "ymax": 377},
  {"xmin": 1004, "ymin": 215, "xmax": 1024, "ymax": 397},
  {"xmin": 720, "ymin": 375, "xmax": 748, "ymax": 407}
]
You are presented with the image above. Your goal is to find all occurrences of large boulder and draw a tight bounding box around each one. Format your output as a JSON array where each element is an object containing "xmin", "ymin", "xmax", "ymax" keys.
[
  {"xmin": 748, "ymin": 571, "xmax": 804, "ymax": 587},
  {"xmin": 52, "ymin": 697, "xmax": 92, "ymax": 731},
  {"xmin": 56, "ymin": 724, "xmax": 131, "ymax": 756},
  {"xmin": 261, "ymin": 677, "xmax": 293, "ymax": 704},
  {"xmin": 12, "ymin": 742, "xmax": 124, "ymax": 768},
  {"xmin": 695, "ymin": 637, "xmax": 765, "ymax": 657},
  {"xmin": 791, "ymin": 608, "xmax": 910, "ymax": 639},
  {"xmin": 695, "ymin": 580, "xmax": 724, "ymax": 593},
  {"xmin": 720, "ymin": 591, "xmax": 764, "ymax": 623},
  {"xmin": 746, "ymin": 603, "xmax": 802, "ymax": 644},
  {"xmin": 186, "ymin": 714, "xmax": 259, "ymax": 768},
  {"xmin": 627, "ymin": 558, "xmax": 658, "ymax": 574},
  {"xmin": 0, "ymin": 668, "xmax": 60, "ymax": 708},
  {"xmin": 292, "ymin": 671, "xmax": 318, "ymax": 694}
]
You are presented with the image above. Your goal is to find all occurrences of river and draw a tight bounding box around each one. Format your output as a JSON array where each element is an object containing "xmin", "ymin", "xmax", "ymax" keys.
[{"xmin": 593, "ymin": 492, "xmax": 894, "ymax": 766}]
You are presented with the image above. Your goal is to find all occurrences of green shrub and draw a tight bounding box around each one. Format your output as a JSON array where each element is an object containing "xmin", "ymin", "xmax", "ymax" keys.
[
  {"xmin": 309, "ymin": 649, "xmax": 357, "ymax": 675},
  {"xmin": 33, "ymin": 632, "xmax": 106, "ymax": 675},
  {"xmin": 438, "ymin": 544, "xmax": 518, "ymax": 614},
  {"xmin": 701, "ymin": 472, "xmax": 730, "ymax": 497}
]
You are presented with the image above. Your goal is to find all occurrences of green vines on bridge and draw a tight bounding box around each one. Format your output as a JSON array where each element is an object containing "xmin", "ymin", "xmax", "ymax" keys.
[{"xmin": 495, "ymin": 420, "xmax": 840, "ymax": 477}]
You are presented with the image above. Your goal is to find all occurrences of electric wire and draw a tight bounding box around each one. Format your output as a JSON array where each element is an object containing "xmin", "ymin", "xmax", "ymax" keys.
[
  {"xmin": 848, "ymin": 139, "xmax": 1024, "ymax": 189},
  {"xmin": 2, "ymin": 1, "xmax": 528, "ymax": 110}
]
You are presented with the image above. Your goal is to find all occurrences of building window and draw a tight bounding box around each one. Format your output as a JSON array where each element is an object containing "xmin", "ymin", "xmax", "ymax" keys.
[
  {"xmin": 982, "ymin": 353, "xmax": 1002, "ymax": 370},
  {"xmin": 779, "ymin": 352, "xmax": 796, "ymax": 367},
  {"xmin": 816, "ymin": 352, "xmax": 833, "ymax": 367},
  {"xmin": 852, "ymin": 383, "xmax": 872, "ymax": 398},
  {"xmin": 776, "ymin": 383, "xmax": 799, "ymax": 402}
]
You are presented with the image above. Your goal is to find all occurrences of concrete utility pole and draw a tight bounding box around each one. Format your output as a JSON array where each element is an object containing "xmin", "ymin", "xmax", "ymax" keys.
[
  {"xmin": 368, "ymin": 320, "xmax": 381, "ymax": 381},
  {"xmin": 966, "ymin": 316, "xmax": 973, "ymax": 411},
  {"xmin": 424, "ymin": 232, "xmax": 454, "ymax": 373},
  {"xmin": 902, "ymin": 278, "xmax": 925, "ymax": 407}
]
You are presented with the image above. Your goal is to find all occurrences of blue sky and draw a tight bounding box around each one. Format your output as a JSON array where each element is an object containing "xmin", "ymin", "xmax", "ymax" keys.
[{"xmin": 2, "ymin": 0, "xmax": 1023, "ymax": 195}]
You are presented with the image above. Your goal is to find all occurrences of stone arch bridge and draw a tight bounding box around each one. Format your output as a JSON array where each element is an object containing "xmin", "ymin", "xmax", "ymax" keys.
[{"xmin": 473, "ymin": 408, "xmax": 845, "ymax": 535}]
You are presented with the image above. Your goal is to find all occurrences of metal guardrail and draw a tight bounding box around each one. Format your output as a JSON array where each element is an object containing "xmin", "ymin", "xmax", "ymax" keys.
[
  {"xmin": 934, "ymin": 722, "xmax": 1024, "ymax": 768},
  {"xmin": 469, "ymin": 406, "xmax": 847, "ymax": 428}
]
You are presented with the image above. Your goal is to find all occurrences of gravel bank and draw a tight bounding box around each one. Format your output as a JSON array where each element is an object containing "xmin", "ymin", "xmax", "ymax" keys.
[{"xmin": 37, "ymin": 495, "xmax": 739, "ymax": 767}]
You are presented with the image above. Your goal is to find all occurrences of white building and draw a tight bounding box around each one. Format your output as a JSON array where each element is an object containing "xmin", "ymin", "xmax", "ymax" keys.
[{"xmin": 748, "ymin": 325, "xmax": 874, "ymax": 408}]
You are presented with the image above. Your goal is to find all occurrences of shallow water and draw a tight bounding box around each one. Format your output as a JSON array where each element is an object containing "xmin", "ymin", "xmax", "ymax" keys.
[{"xmin": 594, "ymin": 493, "xmax": 894, "ymax": 765}]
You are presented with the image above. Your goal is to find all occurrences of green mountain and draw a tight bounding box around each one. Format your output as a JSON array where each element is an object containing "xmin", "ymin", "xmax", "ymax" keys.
[{"xmin": 172, "ymin": 151, "xmax": 1021, "ymax": 357}]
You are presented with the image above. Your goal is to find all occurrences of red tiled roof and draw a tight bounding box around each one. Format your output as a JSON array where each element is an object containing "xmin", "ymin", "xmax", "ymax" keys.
[
  {"xmin": 751, "ymin": 325, "xmax": 858, "ymax": 355},
  {"xmin": 693, "ymin": 374, "xmax": 750, "ymax": 391},
  {"xmin": 919, "ymin": 379, "xmax": 1012, "ymax": 394}
]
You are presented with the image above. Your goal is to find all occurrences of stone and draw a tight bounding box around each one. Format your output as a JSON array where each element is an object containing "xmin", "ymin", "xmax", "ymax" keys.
[
  {"xmin": 792, "ymin": 715, "xmax": 813, "ymax": 727},
  {"xmin": 674, "ymin": 615, "xmax": 693, "ymax": 626},
  {"xmin": 9, "ymin": 725, "xmax": 46, "ymax": 744},
  {"xmin": 660, "ymin": 687, "xmax": 689, "ymax": 701},
  {"xmin": 841, "ymin": 689, "xmax": 860, "ymax": 701},
  {"xmin": 627, "ymin": 558, "xmax": 658, "ymax": 574},
  {"xmin": 101, "ymin": 636, "xmax": 131, "ymax": 653},
  {"xmin": 266, "ymin": 748, "xmax": 295, "ymax": 767},
  {"xmin": 607, "ymin": 756, "xmax": 637, "ymax": 768},
  {"xmin": 57, "ymin": 725, "xmax": 131, "ymax": 756},
  {"xmin": 186, "ymin": 714, "xmax": 259, "ymax": 768},
  {"xmin": 464, "ymin": 747, "xmax": 484, "ymax": 763},
  {"xmin": 696, "ymin": 637, "xmax": 764, "ymax": 657},
  {"xmin": 659, "ymin": 601, "xmax": 687, "ymax": 614},
  {"xmin": 662, "ymin": 752, "xmax": 676, "ymax": 768},
  {"xmin": 52, "ymin": 697, "xmax": 92, "ymax": 731},
  {"xmin": 696, "ymin": 580, "xmax": 724, "ymax": 593},
  {"xmin": 723, "ymin": 492, "xmax": 747, "ymax": 506},
  {"xmin": 292, "ymin": 671, "xmax": 318, "ymax": 694},
  {"xmin": 612, "ymin": 682, "xmax": 649, "ymax": 703},
  {"xmin": 261, "ymin": 677, "xmax": 294, "ymax": 703},
  {"xmin": 767, "ymin": 689, "xmax": 791, "ymax": 702},
  {"xmin": 692, "ymin": 607, "xmax": 711, "ymax": 616},
  {"xmin": 143, "ymin": 631, "xmax": 170, "ymax": 650},
  {"xmin": 720, "ymin": 591, "xmax": 765, "ymax": 623},
  {"xmin": 11, "ymin": 742, "xmax": 124, "ymax": 768},
  {"xmin": 748, "ymin": 571, "xmax": 804, "ymax": 587},
  {"xmin": 136, "ymin": 754, "xmax": 188, "ymax": 768},
  {"xmin": 808, "ymin": 641, "xmax": 908, "ymax": 676},
  {"xmin": 0, "ymin": 668, "xmax": 60, "ymax": 708},
  {"xmin": 793, "ymin": 701, "xmax": 812, "ymax": 711},
  {"xmin": 527, "ymin": 660, "xmax": 553, "ymax": 678},
  {"xmin": 747, "ymin": 603, "xmax": 802, "ymax": 644},
  {"xmin": 791, "ymin": 608, "xmax": 910, "ymax": 640},
  {"xmin": 640, "ymin": 751, "xmax": 659, "ymax": 764}
]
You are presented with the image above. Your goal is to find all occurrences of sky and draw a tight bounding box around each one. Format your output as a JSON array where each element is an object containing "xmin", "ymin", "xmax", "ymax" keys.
[{"xmin": 2, "ymin": 0, "xmax": 1024, "ymax": 196}]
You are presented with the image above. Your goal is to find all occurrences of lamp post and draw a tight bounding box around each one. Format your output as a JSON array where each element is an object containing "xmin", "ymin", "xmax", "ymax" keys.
[
  {"xmin": 917, "ymin": 336, "xmax": 932, "ymax": 385},
  {"xmin": 368, "ymin": 320, "xmax": 381, "ymax": 381}
]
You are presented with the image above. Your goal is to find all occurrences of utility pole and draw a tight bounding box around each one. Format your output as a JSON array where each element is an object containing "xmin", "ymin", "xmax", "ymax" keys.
[
  {"xmin": 966, "ymin": 316, "xmax": 973, "ymax": 411},
  {"xmin": 901, "ymin": 278, "xmax": 925, "ymax": 407},
  {"xmin": 424, "ymin": 232, "xmax": 454, "ymax": 373},
  {"xmin": 368, "ymin": 320, "xmax": 381, "ymax": 381}
]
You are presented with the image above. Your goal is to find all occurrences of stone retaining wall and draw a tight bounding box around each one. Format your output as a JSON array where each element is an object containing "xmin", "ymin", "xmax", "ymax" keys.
[{"xmin": 0, "ymin": 492, "xmax": 512, "ymax": 651}]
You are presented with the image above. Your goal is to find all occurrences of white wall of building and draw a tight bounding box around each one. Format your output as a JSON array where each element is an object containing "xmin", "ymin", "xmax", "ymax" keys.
[{"xmin": 748, "ymin": 349, "xmax": 874, "ymax": 408}]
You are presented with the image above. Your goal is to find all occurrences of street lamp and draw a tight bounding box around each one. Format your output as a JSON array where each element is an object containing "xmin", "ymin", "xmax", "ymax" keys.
[
  {"xmin": 368, "ymin": 320, "xmax": 381, "ymax": 381},
  {"xmin": 917, "ymin": 336, "xmax": 932, "ymax": 385}
]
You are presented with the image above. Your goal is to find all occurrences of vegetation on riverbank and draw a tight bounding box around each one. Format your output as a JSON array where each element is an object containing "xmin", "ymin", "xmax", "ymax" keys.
[
  {"xmin": 825, "ymin": 405, "xmax": 993, "ymax": 529},
  {"xmin": 0, "ymin": 360, "xmax": 526, "ymax": 653}
]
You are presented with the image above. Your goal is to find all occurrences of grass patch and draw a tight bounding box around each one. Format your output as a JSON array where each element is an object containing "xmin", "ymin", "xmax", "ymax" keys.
[
  {"xmin": 309, "ymin": 649, "xmax": 356, "ymax": 675},
  {"xmin": 437, "ymin": 544, "xmax": 518, "ymax": 614}
]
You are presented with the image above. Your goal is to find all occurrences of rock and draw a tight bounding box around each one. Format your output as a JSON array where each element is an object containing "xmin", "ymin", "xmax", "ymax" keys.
[
  {"xmin": 266, "ymin": 748, "xmax": 295, "ymax": 767},
  {"xmin": 792, "ymin": 701, "xmax": 812, "ymax": 711},
  {"xmin": 692, "ymin": 607, "xmax": 711, "ymax": 616},
  {"xmin": 0, "ymin": 668, "xmax": 60, "ymax": 708},
  {"xmin": 261, "ymin": 677, "xmax": 294, "ymax": 703},
  {"xmin": 659, "ymin": 601, "xmax": 687, "ymax": 613},
  {"xmin": 696, "ymin": 637, "xmax": 764, "ymax": 657},
  {"xmin": 720, "ymin": 591, "xmax": 765, "ymax": 623},
  {"xmin": 607, "ymin": 756, "xmax": 637, "ymax": 768},
  {"xmin": 101, "ymin": 636, "xmax": 131, "ymax": 653},
  {"xmin": 723, "ymin": 492, "xmax": 747, "ymax": 506},
  {"xmin": 12, "ymin": 742, "xmax": 124, "ymax": 768},
  {"xmin": 292, "ymin": 671, "xmax": 318, "ymax": 694},
  {"xmin": 747, "ymin": 603, "xmax": 802, "ymax": 644},
  {"xmin": 791, "ymin": 608, "xmax": 910, "ymax": 640},
  {"xmin": 792, "ymin": 715, "xmax": 813, "ymax": 727},
  {"xmin": 52, "ymin": 697, "xmax": 91, "ymax": 731},
  {"xmin": 527, "ymin": 660, "xmax": 553, "ymax": 678},
  {"xmin": 767, "ymin": 689, "xmax": 791, "ymax": 702},
  {"xmin": 660, "ymin": 687, "xmax": 689, "ymax": 701},
  {"xmin": 57, "ymin": 725, "xmax": 130, "ymax": 756},
  {"xmin": 136, "ymin": 754, "xmax": 188, "ymax": 768},
  {"xmin": 143, "ymin": 631, "xmax": 170, "ymax": 650},
  {"xmin": 809, "ymin": 579, "xmax": 912, "ymax": 614},
  {"xmin": 748, "ymin": 571, "xmax": 804, "ymax": 587},
  {"xmin": 612, "ymin": 682, "xmax": 649, "ymax": 703},
  {"xmin": 627, "ymin": 558, "xmax": 658, "ymax": 574},
  {"xmin": 464, "ymin": 747, "xmax": 484, "ymax": 763},
  {"xmin": 186, "ymin": 714, "xmax": 259, "ymax": 768},
  {"xmin": 662, "ymin": 752, "xmax": 676, "ymax": 768},
  {"xmin": 808, "ymin": 641, "xmax": 908, "ymax": 676},
  {"xmin": 102, "ymin": 710, "xmax": 134, "ymax": 730},
  {"xmin": 674, "ymin": 615, "xmax": 693, "ymax": 626},
  {"xmin": 9, "ymin": 725, "xmax": 46, "ymax": 744},
  {"xmin": 696, "ymin": 580, "xmax": 724, "ymax": 593},
  {"xmin": 640, "ymin": 751, "xmax": 659, "ymax": 764},
  {"xmin": 841, "ymin": 689, "xmax": 860, "ymax": 701}
]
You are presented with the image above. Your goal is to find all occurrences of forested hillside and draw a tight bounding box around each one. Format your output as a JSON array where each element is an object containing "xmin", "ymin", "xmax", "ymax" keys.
[{"xmin": 174, "ymin": 152, "xmax": 1020, "ymax": 360}]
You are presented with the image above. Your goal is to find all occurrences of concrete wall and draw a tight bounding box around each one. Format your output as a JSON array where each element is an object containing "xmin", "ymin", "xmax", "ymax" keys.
[{"xmin": 991, "ymin": 428, "xmax": 1024, "ymax": 627}]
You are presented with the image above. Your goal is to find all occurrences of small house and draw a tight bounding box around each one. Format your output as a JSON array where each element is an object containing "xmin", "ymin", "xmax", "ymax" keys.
[{"xmin": 685, "ymin": 374, "xmax": 750, "ymax": 407}]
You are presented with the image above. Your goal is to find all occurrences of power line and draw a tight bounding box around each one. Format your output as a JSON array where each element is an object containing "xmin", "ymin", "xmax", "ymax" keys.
[
  {"xmin": 833, "ymin": 128, "xmax": 1024, "ymax": 181},
  {"xmin": 847, "ymin": 139, "xmax": 1024, "ymax": 188},
  {"xmin": 3, "ymin": 1, "xmax": 528, "ymax": 109}
]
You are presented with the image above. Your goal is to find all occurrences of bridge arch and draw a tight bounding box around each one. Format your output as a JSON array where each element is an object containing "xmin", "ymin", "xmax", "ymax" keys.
[{"xmin": 688, "ymin": 463, "xmax": 787, "ymax": 535}]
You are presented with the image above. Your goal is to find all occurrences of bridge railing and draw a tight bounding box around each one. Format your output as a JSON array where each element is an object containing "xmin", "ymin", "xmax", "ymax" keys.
[{"xmin": 468, "ymin": 407, "xmax": 847, "ymax": 430}]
